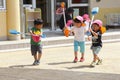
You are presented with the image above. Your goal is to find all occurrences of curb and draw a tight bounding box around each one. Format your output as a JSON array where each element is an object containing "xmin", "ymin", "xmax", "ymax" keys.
[{"xmin": 0, "ymin": 39, "xmax": 120, "ymax": 53}]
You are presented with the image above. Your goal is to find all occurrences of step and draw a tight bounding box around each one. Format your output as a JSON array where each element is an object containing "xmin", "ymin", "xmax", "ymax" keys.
[{"xmin": 0, "ymin": 32, "xmax": 120, "ymax": 52}]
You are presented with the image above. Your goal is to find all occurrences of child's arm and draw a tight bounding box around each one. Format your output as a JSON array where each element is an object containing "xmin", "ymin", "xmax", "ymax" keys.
[
  {"xmin": 29, "ymin": 30, "xmax": 33, "ymax": 35},
  {"xmin": 40, "ymin": 29, "xmax": 43, "ymax": 36},
  {"xmin": 88, "ymin": 36, "xmax": 91, "ymax": 41},
  {"xmin": 84, "ymin": 27, "xmax": 87, "ymax": 34},
  {"xmin": 90, "ymin": 28, "xmax": 98, "ymax": 37},
  {"xmin": 70, "ymin": 27, "xmax": 74, "ymax": 35},
  {"xmin": 87, "ymin": 28, "xmax": 91, "ymax": 41}
]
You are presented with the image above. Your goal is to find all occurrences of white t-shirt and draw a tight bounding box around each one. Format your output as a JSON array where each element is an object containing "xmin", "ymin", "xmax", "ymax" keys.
[
  {"xmin": 84, "ymin": 21, "xmax": 90, "ymax": 31},
  {"xmin": 71, "ymin": 26, "xmax": 86, "ymax": 41}
]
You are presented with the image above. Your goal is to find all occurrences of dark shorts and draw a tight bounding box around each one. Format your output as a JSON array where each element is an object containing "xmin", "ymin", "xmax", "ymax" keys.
[{"xmin": 31, "ymin": 44, "xmax": 42, "ymax": 56}]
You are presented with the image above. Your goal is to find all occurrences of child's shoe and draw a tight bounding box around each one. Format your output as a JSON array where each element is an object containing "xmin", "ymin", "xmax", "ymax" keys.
[
  {"xmin": 80, "ymin": 58, "xmax": 85, "ymax": 62},
  {"xmin": 33, "ymin": 60, "xmax": 38, "ymax": 65},
  {"xmin": 73, "ymin": 57, "xmax": 78, "ymax": 63},
  {"xmin": 96, "ymin": 59, "xmax": 102, "ymax": 65},
  {"xmin": 36, "ymin": 60, "xmax": 40, "ymax": 65},
  {"xmin": 90, "ymin": 61, "xmax": 96, "ymax": 67}
]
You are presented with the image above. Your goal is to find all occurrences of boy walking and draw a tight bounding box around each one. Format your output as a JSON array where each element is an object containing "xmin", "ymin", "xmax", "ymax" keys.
[{"xmin": 30, "ymin": 19, "xmax": 43, "ymax": 65}]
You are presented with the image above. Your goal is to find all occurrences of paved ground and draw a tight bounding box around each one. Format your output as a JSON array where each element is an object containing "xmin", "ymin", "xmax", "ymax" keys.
[
  {"xmin": 0, "ymin": 68, "xmax": 120, "ymax": 80},
  {"xmin": 0, "ymin": 42, "xmax": 120, "ymax": 80}
]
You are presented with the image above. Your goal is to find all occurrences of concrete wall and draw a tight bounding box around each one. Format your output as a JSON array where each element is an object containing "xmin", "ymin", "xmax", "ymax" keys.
[
  {"xmin": 90, "ymin": 0, "xmax": 120, "ymax": 26},
  {"xmin": 0, "ymin": 11, "xmax": 7, "ymax": 40}
]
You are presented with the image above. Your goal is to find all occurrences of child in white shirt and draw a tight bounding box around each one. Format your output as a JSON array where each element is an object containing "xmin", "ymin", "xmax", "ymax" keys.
[{"xmin": 71, "ymin": 16, "xmax": 86, "ymax": 63}]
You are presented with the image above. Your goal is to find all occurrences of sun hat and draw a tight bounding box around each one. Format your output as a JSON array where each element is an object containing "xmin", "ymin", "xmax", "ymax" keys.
[
  {"xmin": 92, "ymin": 20, "xmax": 106, "ymax": 34},
  {"xmin": 74, "ymin": 16, "xmax": 83, "ymax": 23},
  {"xmin": 92, "ymin": 20, "xmax": 103, "ymax": 27},
  {"xmin": 82, "ymin": 14, "xmax": 90, "ymax": 21}
]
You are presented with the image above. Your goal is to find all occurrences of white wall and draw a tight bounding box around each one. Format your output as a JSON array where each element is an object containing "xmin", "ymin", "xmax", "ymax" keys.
[{"xmin": 90, "ymin": 0, "xmax": 120, "ymax": 8}]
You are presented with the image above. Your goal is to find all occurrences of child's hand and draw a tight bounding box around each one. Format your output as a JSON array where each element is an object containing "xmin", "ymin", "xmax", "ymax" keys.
[
  {"xmin": 89, "ymin": 28, "xmax": 93, "ymax": 32},
  {"xmin": 72, "ymin": 32, "xmax": 74, "ymax": 35},
  {"xmin": 29, "ymin": 30, "xmax": 33, "ymax": 35},
  {"xmin": 88, "ymin": 36, "xmax": 91, "ymax": 41},
  {"xmin": 64, "ymin": 26, "xmax": 68, "ymax": 29}
]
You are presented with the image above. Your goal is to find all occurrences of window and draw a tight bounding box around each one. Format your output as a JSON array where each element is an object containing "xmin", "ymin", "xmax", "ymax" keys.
[
  {"xmin": 0, "ymin": 0, "xmax": 6, "ymax": 9},
  {"xmin": 23, "ymin": 0, "xmax": 32, "ymax": 4},
  {"xmin": 72, "ymin": 0, "xmax": 88, "ymax": 3},
  {"xmin": 23, "ymin": 0, "xmax": 37, "ymax": 8},
  {"xmin": 73, "ymin": 7, "xmax": 88, "ymax": 17}
]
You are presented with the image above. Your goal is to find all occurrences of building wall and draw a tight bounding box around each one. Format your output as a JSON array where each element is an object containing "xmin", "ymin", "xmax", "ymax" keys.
[
  {"xmin": 0, "ymin": 0, "xmax": 21, "ymax": 41},
  {"xmin": 90, "ymin": 0, "xmax": 120, "ymax": 26},
  {"xmin": 0, "ymin": 11, "xmax": 7, "ymax": 40}
]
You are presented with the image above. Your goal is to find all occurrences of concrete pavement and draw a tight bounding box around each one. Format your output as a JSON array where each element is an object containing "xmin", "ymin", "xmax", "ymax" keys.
[
  {"xmin": 0, "ymin": 68, "xmax": 120, "ymax": 80},
  {"xmin": 0, "ymin": 42, "xmax": 120, "ymax": 80}
]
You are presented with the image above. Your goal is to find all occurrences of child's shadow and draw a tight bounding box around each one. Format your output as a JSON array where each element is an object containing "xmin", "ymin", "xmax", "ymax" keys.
[
  {"xmin": 66, "ymin": 65, "xmax": 94, "ymax": 69},
  {"xmin": 48, "ymin": 61, "xmax": 73, "ymax": 65},
  {"xmin": 9, "ymin": 64, "xmax": 35, "ymax": 68}
]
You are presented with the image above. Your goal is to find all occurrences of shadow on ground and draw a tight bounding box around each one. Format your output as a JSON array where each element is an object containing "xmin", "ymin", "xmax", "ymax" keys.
[
  {"xmin": 47, "ymin": 61, "xmax": 73, "ymax": 65},
  {"xmin": 9, "ymin": 64, "xmax": 34, "ymax": 68},
  {"xmin": 66, "ymin": 65, "xmax": 94, "ymax": 69},
  {"xmin": 48, "ymin": 62, "xmax": 94, "ymax": 69}
]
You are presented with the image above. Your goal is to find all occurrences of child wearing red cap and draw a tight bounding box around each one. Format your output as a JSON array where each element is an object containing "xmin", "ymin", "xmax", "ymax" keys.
[
  {"xmin": 89, "ymin": 20, "xmax": 103, "ymax": 67},
  {"xmin": 71, "ymin": 16, "xmax": 87, "ymax": 63}
]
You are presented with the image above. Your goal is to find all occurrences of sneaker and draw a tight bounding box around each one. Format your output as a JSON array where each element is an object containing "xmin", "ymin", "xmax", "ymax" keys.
[
  {"xmin": 96, "ymin": 59, "xmax": 102, "ymax": 65},
  {"xmin": 73, "ymin": 57, "xmax": 78, "ymax": 63},
  {"xmin": 90, "ymin": 61, "xmax": 96, "ymax": 67},
  {"xmin": 36, "ymin": 60, "xmax": 40, "ymax": 65},
  {"xmin": 80, "ymin": 58, "xmax": 85, "ymax": 62},
  {"xmin": 33, "ymin": 60, "xmax": 38, "ymax": 65}
]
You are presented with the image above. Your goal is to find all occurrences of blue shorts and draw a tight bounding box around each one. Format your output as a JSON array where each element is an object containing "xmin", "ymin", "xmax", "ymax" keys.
[
  {"xmin": 74, "ymin": 40, "xmax": 85, "ymax": 53},
  {"xmin": 91, "ymin": 46, "xmax": 101, "ymax": 54}
]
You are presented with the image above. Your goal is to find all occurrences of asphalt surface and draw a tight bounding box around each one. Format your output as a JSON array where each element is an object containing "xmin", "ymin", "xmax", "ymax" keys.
[{"xmin": 0, "ymin": 68, "xmax": 120, "ymax": 80}]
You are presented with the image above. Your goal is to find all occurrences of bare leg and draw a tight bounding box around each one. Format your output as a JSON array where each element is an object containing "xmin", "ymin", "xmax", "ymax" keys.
[
  {"xmin": 93, "ymin": 54, "xmax": 99, "ymax": 62},
  {"xmin": 73, "ymin": 51, "xmax": 78, "ymax": 63},
  {"xmin": 33, "ymin": 54, "xmax": 38, "ymax": 65},
  {"xmin": 90, "ymin": 54, "xmax": 97, "ymax": 67},
  {"xmin": 38, "ymin": 53, "xmax": 42, "ymax": 61},
  {"xmin": 80, "ymin": 53, "xmax": 85, "ymax": 62},
  {"xmin": 74, "ymin": 51, "xmax": 78, "ymax": 58},
  {"xmin": 34, "ymin": 54, "xmax": 38, "ymax": 61},
  {"xmin": 81, "ymin": 53, "xmax": 84, "ymax": 58}
]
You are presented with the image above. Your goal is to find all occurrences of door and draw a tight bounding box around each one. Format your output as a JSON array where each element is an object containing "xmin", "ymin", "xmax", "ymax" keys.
[{"xmin": 36, "ymin": 0, "xmax": 47, "ymax": 26}]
